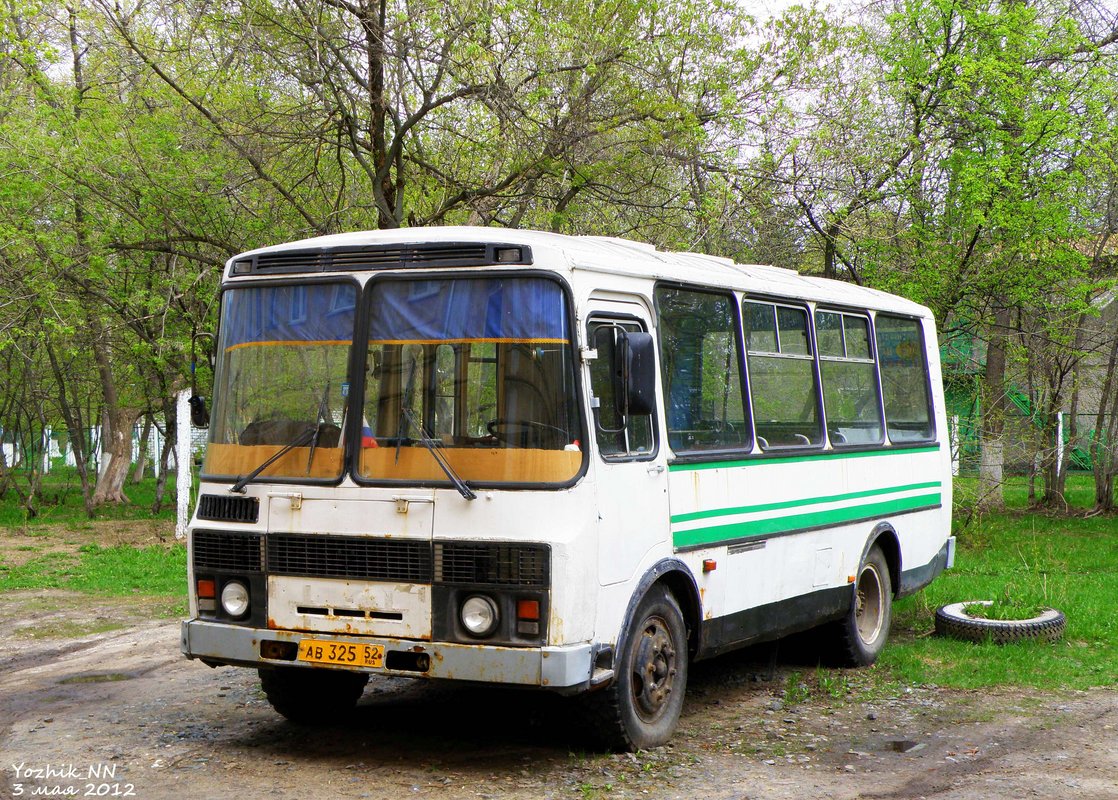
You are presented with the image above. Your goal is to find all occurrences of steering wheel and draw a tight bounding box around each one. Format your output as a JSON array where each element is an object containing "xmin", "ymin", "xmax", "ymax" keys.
[{"xmin": 486, "ymin": 419, "xmax": 569, "ymax": 446}]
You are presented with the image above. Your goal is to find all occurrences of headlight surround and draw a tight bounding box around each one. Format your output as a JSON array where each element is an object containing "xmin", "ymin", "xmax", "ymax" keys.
[
  {"xmin": 220, "ymin": 580, "xmax": 251, "ymax": 618},
  {"xmin": 460, "ymin": 594, "xmax": 499, "ymax": 638}
]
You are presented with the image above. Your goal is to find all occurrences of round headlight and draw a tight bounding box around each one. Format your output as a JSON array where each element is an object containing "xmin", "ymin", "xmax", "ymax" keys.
[
  {"xmin": 460, "ymin": 594, "xmax": 499, "ymax": 637},
  {"xmin": 220, "ymin": 580, "xmax": 250, "ymax": 618}
]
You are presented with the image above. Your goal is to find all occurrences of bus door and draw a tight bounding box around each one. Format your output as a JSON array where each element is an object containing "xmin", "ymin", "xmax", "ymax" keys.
[{"xmin": 586, "ymin": 304, "xmax": 670, "ymax": 586}]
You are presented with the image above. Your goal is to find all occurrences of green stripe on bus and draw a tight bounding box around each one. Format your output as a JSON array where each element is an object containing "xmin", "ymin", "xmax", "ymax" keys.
[
  {"xmin": 670, "ymin": 481, "xmax": 942, "ymax": 525},
  {"xmin": 671, "ymin": 493, "xmax": 942, "ymax": 549},
  {"xmin": 668, "ymin": 445, "xmax": 941, "ymax": 473}
]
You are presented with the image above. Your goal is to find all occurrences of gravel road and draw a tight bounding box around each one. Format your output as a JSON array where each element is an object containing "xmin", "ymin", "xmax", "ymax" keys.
[{"xmin": 1, "ymin": 590, "xmax": 1116, "ymax": 800}]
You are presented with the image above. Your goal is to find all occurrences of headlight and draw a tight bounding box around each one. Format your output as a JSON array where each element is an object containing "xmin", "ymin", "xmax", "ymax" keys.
[
  {"xmin": 220, "ymin": 580, "xmax": 250, "ymax": 618},
  {"xmin": 460, "ymin": 594, "xmax": 499, "ymax": 637}
]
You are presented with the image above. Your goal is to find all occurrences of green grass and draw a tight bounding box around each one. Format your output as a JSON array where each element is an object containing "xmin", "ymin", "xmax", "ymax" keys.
[
  {"xmin": 961, "ymin": 600, "xmax": 1048, "ymax": 620},
  {"xmin": 0, "ymin": 543, "xmax": 187, "ymax": 596},
  {"xmin": 883, "ymin": 474, "xmax": 1118, "ymax": 690},
  {"xmin": 0, "ymin": 466, "xmax": 180, "ymax": 527}
]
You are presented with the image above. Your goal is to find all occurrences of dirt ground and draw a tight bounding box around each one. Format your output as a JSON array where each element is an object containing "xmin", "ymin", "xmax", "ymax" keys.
[{"xmin": 0, "ymin": 522, "xmax": 1116, "ymax": 800}]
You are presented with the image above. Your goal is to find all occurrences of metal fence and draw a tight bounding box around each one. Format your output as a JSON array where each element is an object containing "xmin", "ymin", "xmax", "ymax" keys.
[
  {"xmin": 0, "ymin": 421, "xmax": 207, "ymax": 476},
  {"xmin": 949, "ymin": 411, "xmax": 1115, "ymax": 476}
]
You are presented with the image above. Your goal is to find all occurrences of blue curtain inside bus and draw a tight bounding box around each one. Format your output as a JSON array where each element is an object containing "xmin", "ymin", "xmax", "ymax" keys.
[
  {"xmin": 368, "ymin": 277, "xmax": 569, "ymax": 343},
  {"xmin": 221, "ymin": 283, "xmax": 357, "ymax": 349}
]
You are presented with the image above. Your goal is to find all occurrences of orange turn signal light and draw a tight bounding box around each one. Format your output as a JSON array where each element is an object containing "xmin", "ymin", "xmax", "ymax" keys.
[
  {"xmin": 197, "ymin": 579, "xmax": 216, "ymax": 599},
  {"xmin": 516, "ymin": 599, "xmax": 540, "ymax": 621}
]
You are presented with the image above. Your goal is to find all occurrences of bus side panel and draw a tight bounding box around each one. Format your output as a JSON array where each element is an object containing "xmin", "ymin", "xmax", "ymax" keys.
[{"xmin": 669, "ymin": 448, "xmax": 950, "ymax": 655}]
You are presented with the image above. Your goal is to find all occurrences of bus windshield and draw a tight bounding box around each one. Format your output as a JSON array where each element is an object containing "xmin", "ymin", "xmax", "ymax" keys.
[
  {"xmin": 358, "ymin": 276, "xmax": 582, "ymax": 486},
  {"xmin": 202, "ymin": 281, "xmax": 357, "ymax": 482}
]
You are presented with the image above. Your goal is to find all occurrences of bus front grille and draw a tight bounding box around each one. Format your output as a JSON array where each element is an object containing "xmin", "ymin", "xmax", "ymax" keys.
[
  {"xmin": 197, "ymin": 494, "xmax": 259, "ymax": 523},
  {"xmin": 192, "ymin": 532, "xmax": 550, "ymax": 588},
  {"xmin": 267, "ymin": 535, "xmax": 432, "ymax": 582},
  {"xmin": 434, "ymin": 542, "xmax": 550, "ymax": 587},
  {"xmin": 193, "ymin": 530, "xmax": 264, "ymax": 573}
]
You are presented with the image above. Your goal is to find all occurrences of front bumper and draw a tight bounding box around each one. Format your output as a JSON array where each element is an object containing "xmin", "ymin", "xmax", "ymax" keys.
[{"xmin": 181, "ymin": 618, "xmax": 594, "ymax": 689}]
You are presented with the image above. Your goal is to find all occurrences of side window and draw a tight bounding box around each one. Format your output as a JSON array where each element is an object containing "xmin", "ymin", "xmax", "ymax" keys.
[
  {"xmin": 744, "ymin": 301, "xmax": 823, "ymax": 449},
  {"xmin": 815, "ymin": 311, "xmax": 884, "ymax": 446},
  {"xmin": 875, "ymin": 315, "xmax": 935, "ymax": 442},
  {"xmin": 654, "ymin": 288, "xmax": 750, "ymax": 454},
  {"xmin": 587, "ymin": 319, "xmax": 655, "ymax": 459}
]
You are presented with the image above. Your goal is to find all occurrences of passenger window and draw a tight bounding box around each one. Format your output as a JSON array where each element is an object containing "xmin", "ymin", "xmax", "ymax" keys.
[
  {"xmin": 744, "ymin": 301, "xmax": 822, "ymax": 449},
  {"xmin": 875, "ymin": 315, "xmax": 935, "ymax": 442},
  {"xmin": 588, "ymin": 320, "xmax": 655, "ymax": 459},
  {"xmin": 655, "ymin": 288, "xmax": 750, "ymax": 454},
  {"xmin": 816, "ymin": 311, "xmax": 884, "ymax": 446}
]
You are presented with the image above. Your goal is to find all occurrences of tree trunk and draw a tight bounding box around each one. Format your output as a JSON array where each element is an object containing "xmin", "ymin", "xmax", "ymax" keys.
[
  {"xmin": 43, "ymin": 339, "xmax": 95, "ymax": 516},
  {"xmin": 152, "ymin": 397, "xmax": 177, "ymax": 514},
  {"xmin": 977, "ymin": 308, "xmax": 1011, "ymax": 511},
  {"xmin": 1092, "ymin": 322, "xmax": 1118, "ymax": 512},
  {"xmin": 92, "ymin": 406, "xmax": 139, "ymax": 505},
  {"xmin": 132, "ymin": 414, "xmax": 151, "ymax": 483}
]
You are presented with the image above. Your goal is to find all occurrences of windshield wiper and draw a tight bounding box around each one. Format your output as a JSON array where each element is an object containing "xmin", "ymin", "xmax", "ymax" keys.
[
  {"xmin": 307, "ymin": 380, "xmax": 331, "ymax": 474},
  {"xmin": 402, "ymin": 407, "xmax": 477, "ymax": 501},
  {"xmin": 229, "ymin": 424, "xmax": 318, "ymax": 494}
]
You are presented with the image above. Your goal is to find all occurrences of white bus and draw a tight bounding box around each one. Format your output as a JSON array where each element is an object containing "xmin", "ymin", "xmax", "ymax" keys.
[{"xmin": 182, "ymin": 227, "xmax": 954, "ymax": 750}]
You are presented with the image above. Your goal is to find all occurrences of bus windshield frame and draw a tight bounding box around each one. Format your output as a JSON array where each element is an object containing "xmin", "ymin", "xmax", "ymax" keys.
[
  {"xmin": 353, "ymin": 273, "xmax": 585, "ymax": 489},
  {"xmin": 201, "ymin": 271, "xmax": 586, "ymax": 490},
  {"xmin": 201, "ymin": 278, "xmax": 359, "ymax": 485}
]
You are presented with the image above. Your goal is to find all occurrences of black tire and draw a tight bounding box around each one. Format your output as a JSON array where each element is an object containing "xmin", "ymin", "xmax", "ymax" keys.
[
  {"xmin": 836, "ymin": 546, "xmax": 893, "ymax": 667},
  {"xmin": 582, "ymin": 586, "xmax": 689, "ymax": 751},
  {"xmin": 258, "ymin": 666, "xmax": 369, "ymax": 724},
  {"xmin": 934, "ymin": 601, "xmax": 1066, "ymax": 644}
]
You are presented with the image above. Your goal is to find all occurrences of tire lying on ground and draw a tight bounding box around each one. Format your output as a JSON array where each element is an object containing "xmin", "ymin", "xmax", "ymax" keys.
[{"xmin": 934, "ymin": 601, "xmax": 1066, "ymax": 644}]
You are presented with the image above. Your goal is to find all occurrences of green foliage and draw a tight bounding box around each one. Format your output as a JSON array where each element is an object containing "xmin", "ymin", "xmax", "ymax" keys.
[{"xmin": 1, "ymin": 0, "xmax": 1117, "ymax": 515}]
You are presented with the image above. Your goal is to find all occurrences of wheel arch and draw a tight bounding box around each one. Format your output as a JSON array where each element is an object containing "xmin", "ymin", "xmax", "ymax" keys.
[
  {"xmin": 863, "ymin": 522, "xmax": 901, "ymax": 597},
  {"xmin": 615, "ymin": 559, "xmax": 701, "ymax": 665}
]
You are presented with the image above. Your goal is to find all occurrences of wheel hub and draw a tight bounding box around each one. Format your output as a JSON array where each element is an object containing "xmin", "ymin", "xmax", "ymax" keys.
[
  {"xmin": 856, "ymin": 564, "xmax": 884, "ymax": 644},
  {"xmin": 631, "ymin": 617, "xmax": 677, "ymax": 720}
]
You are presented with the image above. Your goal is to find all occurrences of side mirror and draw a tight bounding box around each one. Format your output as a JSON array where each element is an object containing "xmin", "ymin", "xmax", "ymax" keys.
[
  {"xmin": 189, "ymin": 394, "xmax": 210, "ymax": 428},
  {"xmin": 617, "ymin": 331, "xmax": 656, "ymax": 417}
]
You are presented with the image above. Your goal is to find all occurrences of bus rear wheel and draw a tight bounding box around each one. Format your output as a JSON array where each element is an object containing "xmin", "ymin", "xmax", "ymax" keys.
[
  {"xmin": 836, "ymin": 545, "xmax": 892, "ymax": 667},
  {"xmin": 258, "ymin": 666, "xmax": 369, "ymax": 724},
  {"xmin": 584, "ymin": 586, "xmax": 688, "ymax": 751}
]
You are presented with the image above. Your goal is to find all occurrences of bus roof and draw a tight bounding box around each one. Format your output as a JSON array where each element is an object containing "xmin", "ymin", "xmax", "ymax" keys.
[{"xmin": 229, "ymin": 226, "xmax": 932, "ymax": 319}]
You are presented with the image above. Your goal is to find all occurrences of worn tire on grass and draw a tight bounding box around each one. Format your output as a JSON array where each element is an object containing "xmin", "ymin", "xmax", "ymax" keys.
[{"xmin": 934, "ymin": 601, "xmax": 1066, "ymax": 644}]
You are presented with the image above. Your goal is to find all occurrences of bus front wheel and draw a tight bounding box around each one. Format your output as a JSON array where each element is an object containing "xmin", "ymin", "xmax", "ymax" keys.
[
  {"xmin": 258, "ymin": 666, "xmax": 369, "ymax": 724},
  {"xmin": 584, "ymin": 585, "xmax": 689, "ymax": 751},
  {"xmin": 837, "ymin": 545, "xmax": 893, "ymax": 666}
]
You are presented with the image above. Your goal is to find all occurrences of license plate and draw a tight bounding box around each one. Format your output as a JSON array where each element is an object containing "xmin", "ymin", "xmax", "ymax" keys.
[{"xmin": 297, "ymin": 639, "xmax": 384, "ymax": 668}]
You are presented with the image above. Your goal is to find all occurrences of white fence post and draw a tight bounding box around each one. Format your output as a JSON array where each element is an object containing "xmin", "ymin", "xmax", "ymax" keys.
[
  {"xmin": 1056, "ymin": 410, "xmax": 1064, "ymax": 479},
  {"xmin": 90, "ymin": 424, "xmax": 102, "ymax": 474},
  {"xmin": 176, "ymin": 391, "xmax": 192, "ymax": 540},
  {"xmin": 41, "ymin": 426, "xmax": 51, "ymax": 474},
  {"xmin": 950, "ymin": 414, "xmax": 960, "ymax": 477},
  {"xmin": 150, "ymin": 424, "xmax": 161, "ymax": 479}
]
